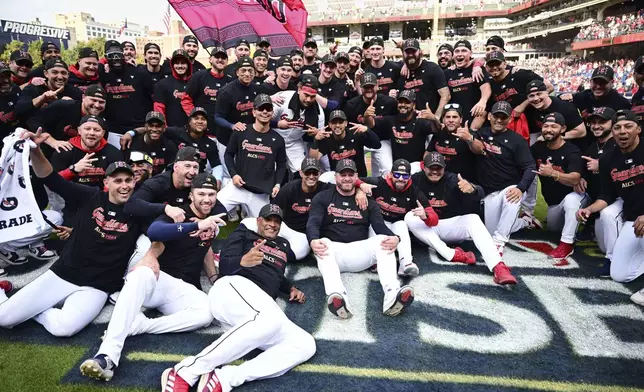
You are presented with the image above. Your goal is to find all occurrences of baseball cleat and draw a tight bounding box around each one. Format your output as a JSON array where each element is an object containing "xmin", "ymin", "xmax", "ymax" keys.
[
  {"xmin": 327, "ymin": 293, "xmax": 352, "ymax": 319},
  {"xmin": 398, "ymin": 262, "xmax": 420, "ymax": 277},
  {"xmin": 598, "ymin": 259, "xmax": 611, "ymax": 278},
  {"xmin": 493, "ymin": 262, "xmax": 517, "ymax": 285},
  {"xmin": 450, "ymin": 247, "xmax": 476, "ymax": 265},
  {"xmin": 161, "ymin": 367, "xmax": 190, "ymax": 392},
  {"xmin": 548, "ymin": 242, "xmax": 574, "ymax": 261},
  {"xmin": 519, "ymin": 212, "xmax": 543, "ymax": 230},
  {"xmin": 0, "ymin": 268, "xmax": 7, "ymax": 278},
  {"xmin": 0, "ymin": 280, "xmax": 13, "ymax": 293},
  {"xmin": 80, "ymin": 354, "xmax": 116, "ymax": 381},
  {"xmin": 630, "ymin": 288, "xmax": 644, "ymax": 307},
  {"xmin": 0, "ymin": 250, "xmax": 27, "ymax": 265},
  {"xmin": 383, "ymin": 285, "xmax": 414, "ymax": 316},
  {"xmin": 197, "ymin": 369, "xmax": 223, "ymax": 392},
  {"xmin": 576, "ymin": 223, "xmax": 595, "ymax": 242},
  {"xmin": 27, "ymin": 245, "xmax": 57, "ymax": 261}
]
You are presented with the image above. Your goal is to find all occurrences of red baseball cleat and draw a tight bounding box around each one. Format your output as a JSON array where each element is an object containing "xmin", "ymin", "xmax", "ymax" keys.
[
  {"xmin": 198, "ymin": 369, "xmax": 223, "ymax": 392},
  {"xmin": 493, "ymin": 262, "xmax": 517, "ymax": 285},
  {"xmin": 0, "ymin": 280, "xmax": 13, "ymax": 293},
  {"xmin": 451, "ymin": 247, "xmax": 476, "ymax": 265},
  {"xmin": 548, "ymin": 242, "xmax": 574, "ymax": 260},
  {"xmin": 161, "ymin": 368, "xmax": 190, "ymax": 392}
]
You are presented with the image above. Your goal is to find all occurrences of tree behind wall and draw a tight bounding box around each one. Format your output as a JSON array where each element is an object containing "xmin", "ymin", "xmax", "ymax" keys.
[{"xmin": 1, "ymin": 38, "xmax": 107, "ymax": 67}]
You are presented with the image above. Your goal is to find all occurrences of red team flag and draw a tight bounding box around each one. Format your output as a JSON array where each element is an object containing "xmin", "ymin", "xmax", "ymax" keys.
[{"xmin": 168, "ymin": 0, "xmax": 308, "ymax": 56}]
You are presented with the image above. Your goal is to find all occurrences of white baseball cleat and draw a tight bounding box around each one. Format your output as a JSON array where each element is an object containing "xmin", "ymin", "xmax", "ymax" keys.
[
  {"xmin": 630, "ymin": 288, "xmax": 644, "ymax": 307},
  {"xmin": 383, "ymin": 285, "xmax": 414, "ymax": 316},
  {"xmin": 80, "ymin": 354, "xmax": 116, "ymax": 381},
  {"xmin": 398, "ymin": 262, "xmax": 420, "ymax": 277},
  {"xmin": 327, "ymin": 292, "xmax": 352, "ymax": 319}
]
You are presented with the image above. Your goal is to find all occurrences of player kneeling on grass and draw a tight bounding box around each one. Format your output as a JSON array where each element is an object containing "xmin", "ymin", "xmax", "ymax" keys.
[
  {"xmin": 576, "ymin": 110, "xmax": 644, "ymax": 306},
  {"xmin": 356, "ymin": 158, "xmax": 437, "ymax": 277},
  {"xmin": 306, "ymin": 158, "xmax": 414, "ymax": 319},
  {"xmin": 80, "ymin": 173, "xmax": 226, "ymax": 382},
  {"xmin": 0, "ymin": 129, "xmax": 145, "ymax": 336},
  {"xmin": 161, "ymin": 204, "xmax": 315, "ymax": 392},
  {"xmin": 529, "ymin": 112, "xmax": 586, "ymax": 262},
  {"xmin": 405, "ymin": 152, "xmax": 517, "ymax": 285}
]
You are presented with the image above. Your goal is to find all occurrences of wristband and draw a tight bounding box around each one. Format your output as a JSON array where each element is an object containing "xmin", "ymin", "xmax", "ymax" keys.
[{"xmin": 127, "ymin": 130, "xmax": 136, "ymax": 137}]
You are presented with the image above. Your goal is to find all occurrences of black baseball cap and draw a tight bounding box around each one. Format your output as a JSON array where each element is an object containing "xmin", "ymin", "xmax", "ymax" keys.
[
  {"xmin": 10, "ymin": 50, "xmax": 33, "ymax": 65},
  {"xmin": 437, "ymin": 43, "xmax": 453, "ymax": 54},
  {"xmin": 321, "ymin": 54, "xmax": 336, "ymax": 65},
  {"xmin": 526, "ymin": 80, "xmax": 547, "ymax": 94},
  {"xmin": 211, "ymin": 47, "xmax": 227, "ymax": 56},
  {"xmin": 277, "ymin": 55, "xmax": 293, "ymax": 68},
  {"xmin": 329, "ymin": 110, "xmax": 347, "ymax": 121},
  {"xmin": 491, "ymin": 101, "xmax": 512, "ymax": 117},
  {"xmin": 191, "ymin": 172, "xmax": 218, "ymax": 190},
  {"xmin": 543, "ymin": 112, "xmax": 565, "ymax": 126},
  {"xmin": 486, "ymin": 35, "xmax": 505, "ymax": 51},
  {"xmin": 237, "ymin": 56, "xmax": 254, "ymax": 69},
  {"xmin": 591, "ymin": 65, "xmax": 614, "ymax": 82},
  {"xmin": 258, "ymin": 37, "xmax": 271, "ymax": 47},
  {"xmin": 290, "ymin": 48, "xmax": 304, "ymax": 57},
  {"xmin": 300, "ymin": 74, "xmax": 319, "ymax": 89},
  {"xmin": 44, "ymin": 58, "xmax": 67, "ymax": 70},
  {"xmin": 392, "ymin": 159, "xmax": 411, "ymax": 175},
  {"xmin": 79, "ymin": 114, "xmax": 106, "ymax": 129},
  {"xmin": 105, "ymin": 161, "xmax": 134, "ymax": 177},
  {"xmin": 370, "ymin": 37, "xmax": 385, "ymax": 48},
  {"xmin": 362, "ymin": 40, "xmax": 371, "ymax": 50},
  {"xmin": 175, "ymin": 146, "xmax": 200, "ymax": 163},
  {"xmin": 336, "ymin": 158, "xmax": 357, "ymax": 173},
  {"xmin": 0, "ymin": 64, "xmax": 10, "ymax": 75},
  {"xmin": 613, "ymin": 109, "xmax": 639, "ymax": 124},
  {"xmin": 587, "ymin": 106, "xmax": 616, "ymax": 121},
  {"xmin": 127, "ymin": 151, "xmax": 153, "ymax": 166},
  {"xmin": 144, "ymin": 42, "xmax": 161, "ymax": 53},
  {"xmin": 171, "ymin": 49, "xmax": 190, "ymax": 62},
  {"xmin": 122, "ymin": 41, "xmax": 136, "ymax": 50},
  {"xmin": 40, "ymin": 41, "xmax": 59, "ymax": 55},
  {"xmin": 454, "ymin": 40, "xmax": 472, "ymax": 51},
  {"xmin": 236, "ymin": 39, "xmax": 250, "ymax": 48},
  {"xmin": 190, "ymin": 107, "xmax": 208, "ymax": 117},
  {"xmin": 485, "ymin": 51, "xmax": 505, "ymax": 64},
  {"xmin": 79, "ymin": 47, "xmax": 99, "ymax": 60},
  {"xmin": 85, "ymin": 84, "xmax": 106, "ymax": 99},
  {"xmin": 398, "ymin": 90, "xmax": 416, "ymax": 103},
  {"xmin": 335, "ymin": 52, "xmax": 349, "ymax": 62},
  {"xmin": 301, "ymin": 157, "xmax": 322, "ymax": 172},
  {"xmin": 402, "ymin": 38, "xmax": 420, "ymax": 51},
  {"xmin": 183, "ymin": 35, "xmax": 199, "ymax": 45},
  {"xmin": 303, "ymin": 38, "xmax": 318, "ymax": 48},
  {"xmin": 443, "ymin": 103, "xmax": 462, "ymax": 116},
  {"xmin": 145, "ymin": 111, "xmax": 166, "ymax": 124},
  {"xmin": 361, "ymin": 72, "xmax": 378, "ymax": 87},
  {"xmin": 348, "ymin": 46, "xmax": 362, "ymax": 55},
  {"xmin": 104, "ymin": 40, "xmax": 122, "ymax": 53},
  {"xmin": 254, "ymin": 93, "xmax": 273, "ymax": 108},
  {"xmin": 259, "ymin": 204, "xmax": 283, "ymax": 220},
  {"xmin": 424, "ymin": 152, "xmax": 445, "ymax": 168},
  {"xmin": 253, "ymin": 50, "xmax": 269, "ymax": 59}
]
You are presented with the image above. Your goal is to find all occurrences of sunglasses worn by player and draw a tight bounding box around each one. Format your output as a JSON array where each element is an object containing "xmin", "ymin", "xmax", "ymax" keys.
[{"xmin": 392, "ymin": 172, "xmax": 410, "ymax": 180}]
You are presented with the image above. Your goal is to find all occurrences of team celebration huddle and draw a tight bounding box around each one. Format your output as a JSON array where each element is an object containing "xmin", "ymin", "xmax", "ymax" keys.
[{"xmin": 0, "ymin": 30, "xmax": 643, "ymax": 392}]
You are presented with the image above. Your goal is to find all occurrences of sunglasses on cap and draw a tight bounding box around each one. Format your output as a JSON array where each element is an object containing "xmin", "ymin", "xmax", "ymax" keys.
[
  {"xmin": 444, "ymin": 103, "xmax": 461, "ymax": 110},
  {"xmin": 128, "ymin": 152, "xmax": 153, "ymax": 165},
  {"xmin": 106, "ymin": 52, "xmax": 124, "ymax": 60},
  {"xmin": 392, "ymin": 172, "xmax": 410, "ymax": 180}
]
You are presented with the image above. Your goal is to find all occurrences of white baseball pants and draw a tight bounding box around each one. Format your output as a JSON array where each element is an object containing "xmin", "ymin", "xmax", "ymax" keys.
[
  {"xmin": 610, "ymin": 221, "xmax": 644, "ymax": 283},
  {"xmin": 368, "ymin": 220, "xmax": 413, "ymax": 267},
  {"xmin": 546, "ymin": 192, "xmax": 588, "ymax": 244},
  {"xmin": 405, "ymin": 212, "xmax": 502, "ymax": 271},
  {"xmin": 175, "ymin": 275, "xmax": 316, "ymax": 389},
  {"xmin": 483, "ymin": 185, "xmax": 525, "ymax": 245},
  {"xmin": 285, "ymin": 140, "xmax": 307, "ymax": 174},
  {"xmin": 520, "ymin": 134, "xmax": 540, "ymax": 214},
  {"xmin": 595, "ymin": 199, "xmax": 623, "ymax": 260},
  {"xmin": 314, "ymin": 235, "xmax": 400, "ymax": 302},
  {"xmin": 215, "ymin": 139, "xmax": 232, "ymax": 186},
  {"xmin": 240, "ymin": 218, "xmax": 310, "ymax": 260},
  {"xmin": 98, "ymin": 267, "xmax": 213, "ymax": 366},
  {"xmin": 0, "ymin": 270, "xmax": 107, "ymax": 337},
  {"xmin": 0, "ymin": 210, "xmax": 62, "ymax": 251},
  {"xmin": 365, "ymin": 141, "xmax": 392, "ymax": 176},
  {"xmin": 217, "ymin": 184, "xmax": 269, "ymax": 217}
]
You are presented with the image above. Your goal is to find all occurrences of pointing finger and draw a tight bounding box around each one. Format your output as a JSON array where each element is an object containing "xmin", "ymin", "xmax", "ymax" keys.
[
  {"xmin": 416, "ymin": 200, "xmax": 423, "ymax": 208},
  {"xmin": 253, "ymin": 239, "xmax": 267, "ymax": 249},
  {"xmin": 581, "ymin": 156, "xmax": 594, "ymax": 161}
]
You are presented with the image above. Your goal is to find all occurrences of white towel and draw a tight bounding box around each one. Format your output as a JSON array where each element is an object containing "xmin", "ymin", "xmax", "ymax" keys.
[{"xmin": 0, "ymin": 128, "xmax": 48, "ymax": 243}]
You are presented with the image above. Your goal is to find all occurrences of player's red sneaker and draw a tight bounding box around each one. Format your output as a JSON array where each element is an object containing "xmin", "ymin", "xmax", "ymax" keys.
[
  {"xmin": 161, "ymin": 368, "xmax": 190, "ymax": 392},
  {"xmin": 451, "ymin": 247, "xmax": 476, "ymax": 265},
  {"xmin": 548, "ymin": 242, "xmax": 574, "ymax": 260},
  {"xmin": 493, "ymin": 262, "xmax": 517, "ymax": 285},
  {"xmin": 198, "ymin": 369, "xmax": 223, "ymax": 392},
  {"xmin": 0, "ymin": 280, "xmax": 13, "ymax": 293}
]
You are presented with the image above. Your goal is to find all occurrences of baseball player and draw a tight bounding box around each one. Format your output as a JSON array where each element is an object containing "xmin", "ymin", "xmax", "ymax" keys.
[
  {"xmin": 120, "ymin": 111, "xmax": 178, "ymax": 175},
  {"xmin": 357, "ymin": 159, "xmax": 437, "ymax": 276},
  {"xmin": 406, "ymin": 152, "xmax": 518, "ymax": 285},
  {"xmin": 465, "ymin": 101, "xmax": 537, "ymax": 256},
  {"xmin": 576, "ymin": 110, "xmax": 644, "ymax": 296},
  {"xmin": 307, "ymin": 158, "xmax": 414, "ymax": 318},
  {"xmin": 160, "ymin": 204, "xmax": 315, "ymax": 392},
  {"xmin": 0, "ymin": 129, "xmax": 144, "ymax": 336},
  {"xmin": 80, "ymin": 173, "xmax": 226, "ymax": 381},
  {"xmin": 126, "ymin": 151, "xmax": 154, "ymax": 189},
  {"xmin": 219, "ymin": 94, "xmax": 287, "ymax": 216},
  {"xmin": 530, "ymin": 113, "xmax": 586, "ymax": 261},
  {"xmin": 271, "ymin": 74, "xmax": 326, "ymax": 174}
]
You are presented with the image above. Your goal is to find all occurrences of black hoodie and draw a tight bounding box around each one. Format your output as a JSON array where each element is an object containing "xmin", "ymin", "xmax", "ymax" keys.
[{"xmin": 154, "ymin": 57, "xmax": 193, "ymax": 127}]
